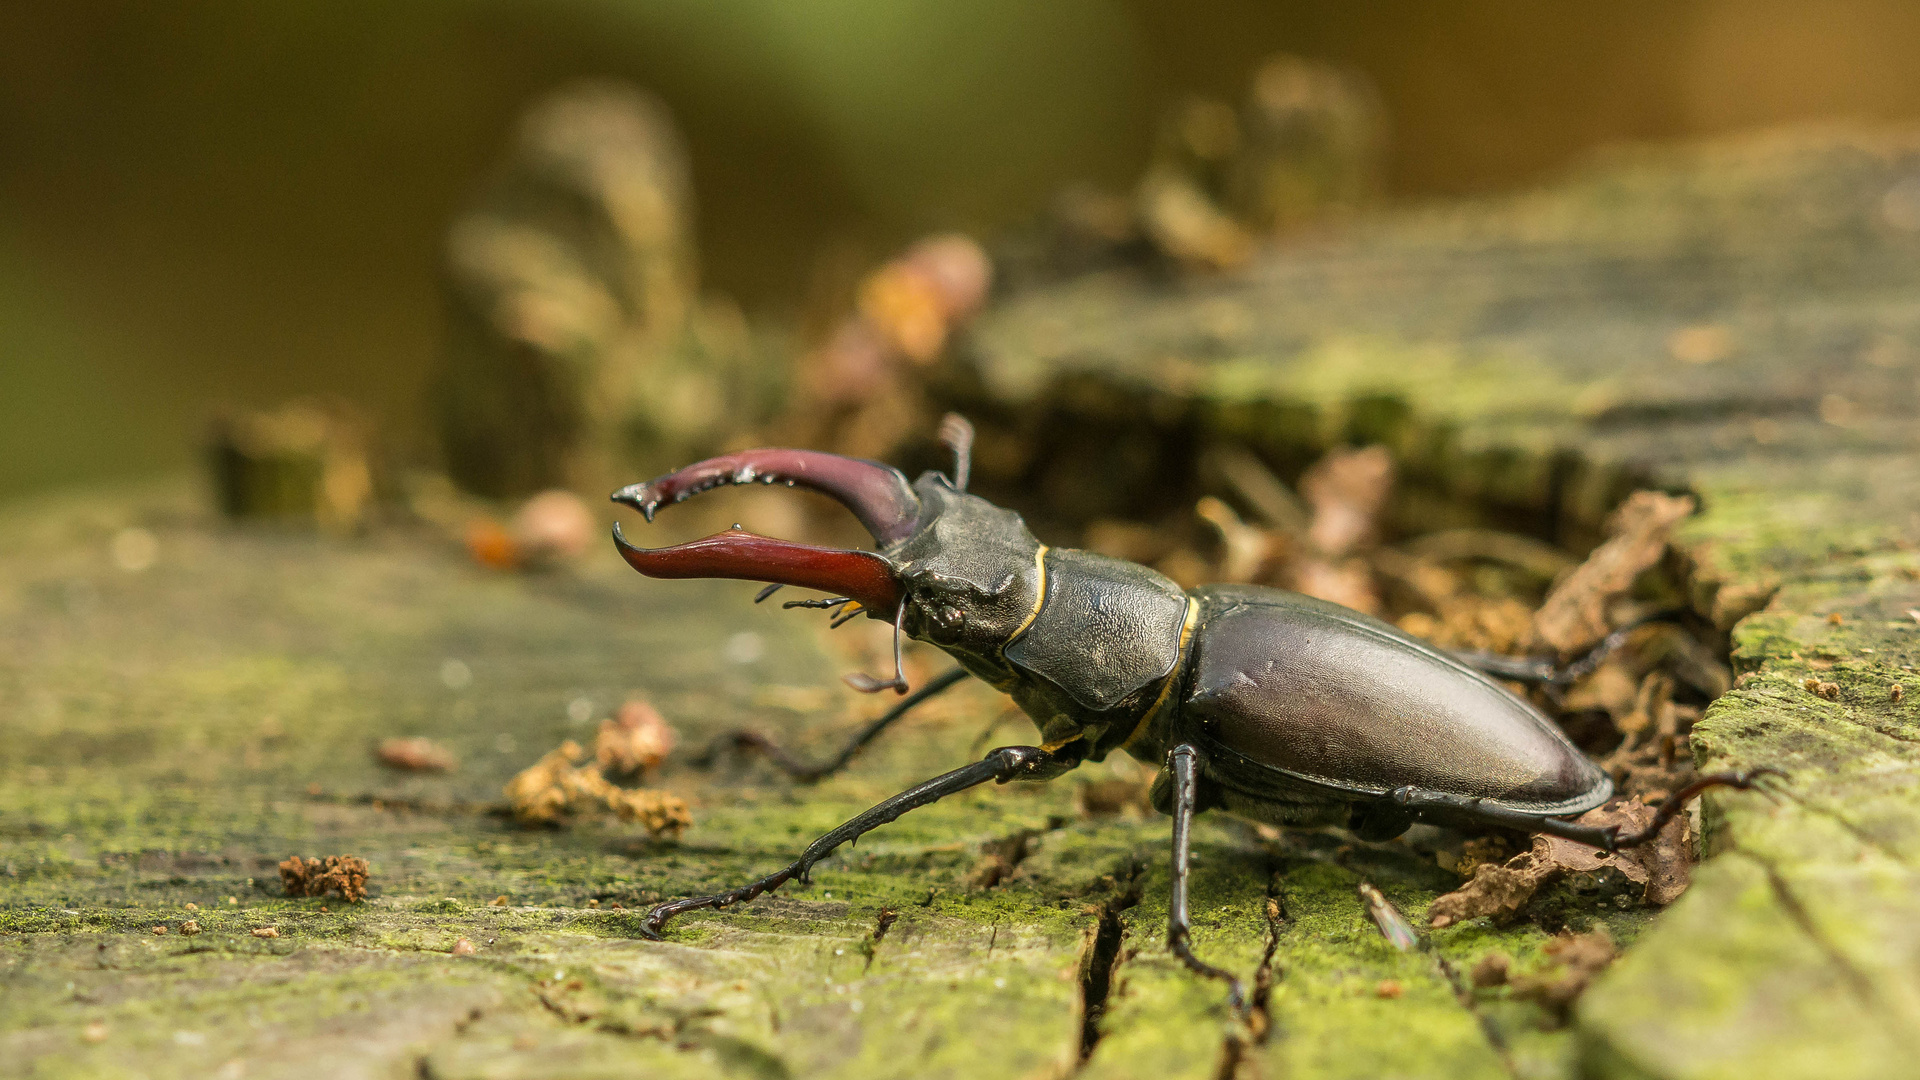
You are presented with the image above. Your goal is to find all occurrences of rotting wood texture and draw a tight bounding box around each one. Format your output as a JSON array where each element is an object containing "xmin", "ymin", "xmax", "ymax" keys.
[{"xmin": 6, "ymin": 126, "xmax": 1920, "ymax": 1079}]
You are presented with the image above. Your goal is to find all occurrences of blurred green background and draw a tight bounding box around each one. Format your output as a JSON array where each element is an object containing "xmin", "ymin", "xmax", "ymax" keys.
[{"xmin": 7, "ymin": 0, "xmax": 1920, "ymax": 500}]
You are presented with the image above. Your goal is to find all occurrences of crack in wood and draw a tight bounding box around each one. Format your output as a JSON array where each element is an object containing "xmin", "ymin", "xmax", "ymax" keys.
[{"xmin": 1074, "ymin": 862, "xmax": 1144, "ymax": 1066}]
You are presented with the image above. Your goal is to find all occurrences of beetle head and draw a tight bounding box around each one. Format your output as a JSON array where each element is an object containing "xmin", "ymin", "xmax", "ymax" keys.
[{"xmin": 611, "ymin": 447, "xmax": 1044, "ymax": 675}]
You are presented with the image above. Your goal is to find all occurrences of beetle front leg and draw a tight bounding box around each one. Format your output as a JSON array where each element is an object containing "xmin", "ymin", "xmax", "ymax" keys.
[
  {"xmin": 1167, "ymin": 744, "xmax": 1247, "ymax": 1012},
  {"xmin": 641, "ymin": 743, "xmax": 1067, "ymax": 939}
]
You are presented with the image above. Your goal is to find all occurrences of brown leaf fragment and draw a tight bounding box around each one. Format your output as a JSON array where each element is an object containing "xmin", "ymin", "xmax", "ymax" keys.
[
  {"xmin": 1510, "ymin": 927, "xmax": 1617, "ymax": 1022},
  {"xmin": 1561, "ymin": 662, "xmax": 1640, "ymax": 718},
  {"xmin": 1537, "ymin": 799, "xmax": 1695, "ymax": 905},
  {"xmin": 1300, "ymin": 445, "xmax": 1393, "ymax": 558},
  {"xmin": 377, "ymin": 736, "xmax": 457, "ymax": 773},
  {"xmin": 594, "ymin": 698, "xmax": 678, "ymax": 778},
  {"xmin": 1533, "ymin": 491, "xmax": 1696, "ymax": 657},
  {"xmin": 1427, "ymin": 853, "xmax": 1550, "ymax": 928},
  {"xmin": 1195, "ymin": 496, "xmax": 1278, "ymax": 583},
  {"xmin": 278, "ymin": 854, "xmax": 370, "ymax": 903}
]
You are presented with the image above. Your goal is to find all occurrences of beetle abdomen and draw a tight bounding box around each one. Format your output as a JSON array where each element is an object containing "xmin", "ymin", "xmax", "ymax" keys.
[{"xmin": 1182, "ymin": 586, "xmax": 1611, "ymax": 816}]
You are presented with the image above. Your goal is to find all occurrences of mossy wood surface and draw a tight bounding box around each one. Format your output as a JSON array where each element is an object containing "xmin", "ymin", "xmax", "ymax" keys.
[{"xmin": 7, "ymin": 128, "xmax": 1920, "ymax": 1079}]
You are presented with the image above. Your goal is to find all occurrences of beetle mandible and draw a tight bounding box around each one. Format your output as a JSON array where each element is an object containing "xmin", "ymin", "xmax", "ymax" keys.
[{"xmin": 608, "ymin": 418, "xmax": 1770, "ymax": 1005}]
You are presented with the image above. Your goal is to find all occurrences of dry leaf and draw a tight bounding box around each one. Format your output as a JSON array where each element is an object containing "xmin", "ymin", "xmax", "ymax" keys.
[
  {"xmin": 1300, "ymin": 445, "xmax": 1393, "ymax": 557},
  {"xmin": 1428, "ymin": 854, "xmax": 1548, "ymax": 928},
  {"xmin": 1533, "ymin": 491, "xmax": 1695, "ymax": 656},
  {"xmin": 1537, "ymin": 800, "xmax": 1695, "ymax": 906}
]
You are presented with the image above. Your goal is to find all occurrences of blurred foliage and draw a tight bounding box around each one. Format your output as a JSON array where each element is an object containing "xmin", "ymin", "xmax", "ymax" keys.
[{"xmin": 8, "ymin": 0, "xmax": 1920, "ymax": 500}]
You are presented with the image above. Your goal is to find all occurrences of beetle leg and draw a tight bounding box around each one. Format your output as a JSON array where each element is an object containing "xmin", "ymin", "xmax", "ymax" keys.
[
  {"xmin": 1449, "ymin": 609, "xmax": 1684, "ymax": 689},
  {"xmin": 640, "ymin": 744, "xmax": 1066, "ymax": 940},
  {"xmin": 1167, "ymin": 744, "xmax": 1248, "ymax": 1012},
  {"xmin": 691, "ymin": 667, "xmax": 973, "ymax": 783},
  {"xmin": 1593, "ymin": 768, "xmax": 1785, "ymax": 850},
  {"xmin": 1387, "ymin": 768, "xmax": 1784, "ymax": 852}
]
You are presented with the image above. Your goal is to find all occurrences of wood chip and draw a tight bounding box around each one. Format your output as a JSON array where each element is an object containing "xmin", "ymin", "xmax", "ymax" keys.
[
  {"xmin": 251, "ymin": 927, "xmax": 279, "ymax": 938},
  {"xmin": 377, "ymin": 736, "xmax": 457, "ymax": 773}
]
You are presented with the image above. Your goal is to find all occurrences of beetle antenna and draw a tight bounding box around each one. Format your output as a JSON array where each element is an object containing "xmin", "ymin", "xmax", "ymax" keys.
[
  {"xmin": 754, "ymin": 583, "xmax": 785, "ymax": 604},
  {"xmin": 843, "ymin": 597, "xmax": 910, "ymax": 695},
  {"xmin": 938, "ymin": 413, "xmax": 974, "ymax": 493},
  {"xmin": 830, "ymin": 603, "xmax": 866, "ymax": 630}
]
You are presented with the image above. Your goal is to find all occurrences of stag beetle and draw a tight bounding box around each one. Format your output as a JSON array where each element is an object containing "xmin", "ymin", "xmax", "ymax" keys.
[{"xmin": 609, "ymin": 418, "xmax": 1768, "ymax": 1005}]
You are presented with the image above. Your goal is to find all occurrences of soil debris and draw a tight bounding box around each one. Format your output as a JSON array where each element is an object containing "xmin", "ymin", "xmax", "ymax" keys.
[
  {"xmin": 1470, "ymin": 953, "xmax": 1510, "ymax": 988},
  {"xmin": 1536, "ymin": 800, "xmax": 1693, "ymax": 906},
  {"xmin": 1803, "ymin": 677, "xmax": 1840, "ymax": 701},
  {"xmin": 1430, "ymin": 799, "xmax": 1695, "ymax": 927},
  {"xmin": 376, "ymin": 736, "xmax": 457, "ymax": 773},
  {"xmin": 278, "ymin": 854, "xmax": 370, "ymax": 903},
  {"xmin": 451, "ymin": 937, "xmax": 477, "ymax": 956},
  {"xmin": 503, "ymin": 740, "xmax": 691, "ymax": 838},
  {"xmin": 1428, "ymin": 856, "xmax": 1546, "ymax": 929},
  {"xmin": 594, "ymin": 698, "xmax": 678, "ymax": 779},
  {"xmin": 1532, "ymin": 491, "xmax": 1696, "ymax": 657},
  {"xmin": 1510, "ymin": 928, "xmax": 1617, "ymax": 1022},
  {"xmin": 1074, "ymin": 777, "xmax": 1152, "ymax": 817},
  {"xmin": 251, "ymin": 927, "xmax": 280, "ymax": 939},
  {"xmin": 181, "ymin": 921, "xmax": 200, "ymax": 936},
  {"xmin": 510, "ymin": 490, "xmax": 595, "ymax": 566},
  {"xmin": 966, "ymin": 829, "xmax": 1038, "ymax": 889}
]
